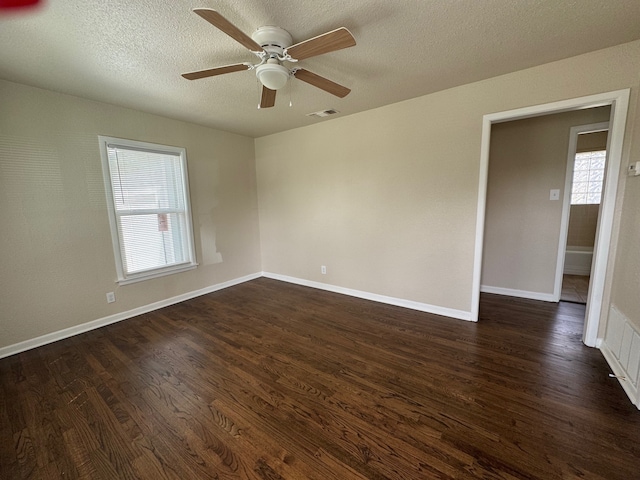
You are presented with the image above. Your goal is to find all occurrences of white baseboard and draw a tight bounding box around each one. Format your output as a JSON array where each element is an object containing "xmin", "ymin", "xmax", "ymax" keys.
[
  {"xmin": 563, "ymin": 266, "xmax": 591, "ymax": 276},
  {"xmin": 1, "ymin": 271, "xmax": 475, "ymax": 359},
  {"xmin": 480, "ymin": 285, "xmax": 556, "ymax": 302},
  {"xmin": 263, "ymin": 272, "xmax": 472, "ymax": 322},
  {"xmin": 0, "ymin": 272, "xmax": 262, "ymax": 360}
]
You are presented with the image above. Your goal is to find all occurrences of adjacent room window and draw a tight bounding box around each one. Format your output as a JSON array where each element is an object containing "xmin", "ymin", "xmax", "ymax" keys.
[
  {"xmin": 98, "ymin": 136, "xmax": 197, "ymax": 284},
  {"xmin": 570, "ymin": 150, "xmax": 606, "ymax": 205}
]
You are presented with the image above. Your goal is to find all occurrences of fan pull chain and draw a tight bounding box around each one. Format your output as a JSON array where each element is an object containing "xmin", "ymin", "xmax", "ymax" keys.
[
  {"xmin": 289, "ymin": 76, "xmax": 293, "ymax": 107},
  {"xmin": 257, "ymin": 77, "xmax": 262, "ymax": 109}
]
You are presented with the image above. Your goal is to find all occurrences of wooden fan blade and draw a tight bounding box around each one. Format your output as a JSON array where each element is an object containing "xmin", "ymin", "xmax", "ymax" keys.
[
  {"xmin": 293, "ymin": 69, "xmax": 351, "ymax": 98},
  {"xmin": 285, "ymin": 27, "xmax": 355, "ymax": 61},
  {"xmin": 260, "ymin": 86, "xmax": 276, "ymax": 108},
  {"xmin": 194, "ymin": 8, "xmax": 264, "ymax": 52},
  {"xmin": 182, "ymin": 63, "xmax": 250, "ymax": 80}
]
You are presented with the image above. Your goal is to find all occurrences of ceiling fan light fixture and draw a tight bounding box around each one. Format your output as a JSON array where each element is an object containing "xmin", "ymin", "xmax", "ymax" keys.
[
  {"xmin": 256, "ymin": 61, "xmax": 290, "ymax": 91},
  {"xmin": 183, "ymin": 10, "xmax": 357, "ymax": 107}
]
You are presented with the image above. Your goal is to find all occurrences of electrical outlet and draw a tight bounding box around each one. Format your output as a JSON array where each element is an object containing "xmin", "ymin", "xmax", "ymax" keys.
[
  {"xmin": 106, "ymin": 292, "xmax": 116, "ymax": 303},
  {"xmin": 321, "ymin": 265, "xmax": 327, "ymax": 275}
]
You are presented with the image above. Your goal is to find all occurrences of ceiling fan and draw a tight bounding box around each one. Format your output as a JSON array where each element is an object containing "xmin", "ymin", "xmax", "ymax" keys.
[{"xmin": 182, "ymin": 9, "xmax": 356, "ymax": 108}]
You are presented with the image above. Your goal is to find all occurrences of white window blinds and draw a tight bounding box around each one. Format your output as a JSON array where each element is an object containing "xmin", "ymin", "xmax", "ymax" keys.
[{"xmin": 99, "ymin": 137, "xmax": 196, "ymax": 284}]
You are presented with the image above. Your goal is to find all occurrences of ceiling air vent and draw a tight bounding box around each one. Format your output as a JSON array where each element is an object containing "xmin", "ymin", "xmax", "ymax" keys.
[{"xmin": 306, "ymin": 108, "xmax": 340, "ymax": 118}]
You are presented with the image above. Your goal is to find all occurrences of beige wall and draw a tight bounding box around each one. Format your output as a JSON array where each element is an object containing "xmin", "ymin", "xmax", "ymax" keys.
[
  {"xmin": 0, "ymin": 80, "xmax": 261, "ymax": 349},
  {"xmin": 2, "ymin": 39, "xmax": 640, "ymax": 352},
  {"xmin": 567, "ymin": 205, "xmax": 600, "ymax": 248},
  {"xmin": 482, "ymin": 107, "xmax": 610, "ymax": 294},
  {"xmin": 255, "ymin": 40, "xmax": 640, "ymax": 328},
  {"xmin": 609, "ymin": 108, "xmax": 640, "ymax": 330},
  {"xmin": 256, "ymin": 95, "xmax": 480, "ymax": 313}
]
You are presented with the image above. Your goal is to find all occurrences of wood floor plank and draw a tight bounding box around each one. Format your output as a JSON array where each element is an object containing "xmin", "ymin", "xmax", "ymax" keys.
[
  {"xmin": 2, "ymin": 278, "xmax": 640, "ymax": 479},
  {"xmin": 136, "ymin": 324, "xmax": 373, "ymax": 479}
]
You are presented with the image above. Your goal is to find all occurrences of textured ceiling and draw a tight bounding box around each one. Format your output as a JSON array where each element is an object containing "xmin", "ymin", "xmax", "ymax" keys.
[{"xmin": 2, "ymin": 0, "xmax": 640, "ymax": 138}]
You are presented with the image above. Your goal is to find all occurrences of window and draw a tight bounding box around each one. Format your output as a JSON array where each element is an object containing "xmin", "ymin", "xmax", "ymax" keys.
[
  {"xmin": 98, "ymin": 136, "xmax": 197, "ymax": 284},
  {"xmin": 570, "ymin": 150, "xmax": 605, "ymax": 205}
]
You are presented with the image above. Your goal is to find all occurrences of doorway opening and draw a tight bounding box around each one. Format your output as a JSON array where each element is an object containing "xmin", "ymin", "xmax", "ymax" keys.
[
  {"xmin": 471, "ymin": 89, "xmax": 630, "ymax": 347},
  {"xmin": 560, "ymin": 123, "xmax": 609, "ymax": 305}
]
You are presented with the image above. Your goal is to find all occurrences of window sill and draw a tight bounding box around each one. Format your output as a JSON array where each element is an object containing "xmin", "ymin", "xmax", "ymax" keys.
[{"xmin": 117, "ymin": 263, "xmax": 198, "ymax": 286}]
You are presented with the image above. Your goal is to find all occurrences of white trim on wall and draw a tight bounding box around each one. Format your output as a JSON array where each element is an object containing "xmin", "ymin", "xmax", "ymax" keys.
[
  {"xmin": 583, "ymin": 96, "xmax": 628, "ymax": 347},
  {"xmin": 600, "ymin": 347, "xmax": 639, "ymax": 410},
  {"xmin": 470, "ymin": 116, "xmax": 493, "ymax": 322},
  {"xmin": 480, "ymin": 285, "xmax": 556, "ymax": 302},
  {"xmin": 472, "ymin": 89, "xmax": 631, "ymax": 350},
  {"xmin": 563, "ymin": 265, "xmax": 592, "ymax": 276},
  {"xmin": 600, "ymin": 305, "xmax": 640, "ymax": 409},
  {"xmin": 0, "ymin": 272, "xmax": 262, "ymax": 360},
  {"xmin": 263, "ymin": 272, "xmax": 472, "ymax": 321},
  {"xmin": 1, "ymin": 271, "xmax": 475, "ymax": 359}
]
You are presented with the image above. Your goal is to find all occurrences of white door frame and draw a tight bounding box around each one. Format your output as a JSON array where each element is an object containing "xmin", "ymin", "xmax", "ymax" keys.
[
  {"xmin": 471, "ymin": 89, "xmax": 630, "ymax": 347},
  {"xmin": 554, "ymin": 121, "xmax": 609, "ymax": 302}
]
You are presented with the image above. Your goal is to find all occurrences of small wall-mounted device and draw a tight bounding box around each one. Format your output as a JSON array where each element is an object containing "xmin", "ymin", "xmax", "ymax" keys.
[{"xmin": 628, "ymin": 161, "xmax": 640, "ymax": 177}]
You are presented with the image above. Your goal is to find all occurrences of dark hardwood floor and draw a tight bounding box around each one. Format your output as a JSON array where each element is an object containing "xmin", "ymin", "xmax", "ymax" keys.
[{"xmin": 1, "ymin": 278, "xmax": 639, "ymax": 479}]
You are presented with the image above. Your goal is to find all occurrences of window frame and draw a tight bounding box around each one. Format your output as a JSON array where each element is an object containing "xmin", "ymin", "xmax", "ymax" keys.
[
  {"xmin": 570, "ymin": 149, "xmax": 606, "ymax": 206},
  {"xmin": 98, "ymin": 136, "xmax": 198, "ymax": 285}
]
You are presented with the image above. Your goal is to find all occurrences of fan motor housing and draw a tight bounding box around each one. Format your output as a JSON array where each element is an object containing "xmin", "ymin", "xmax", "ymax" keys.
[{"xmin": 251, "ymin": 26, "xmax": 293, "ymax": 56}]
